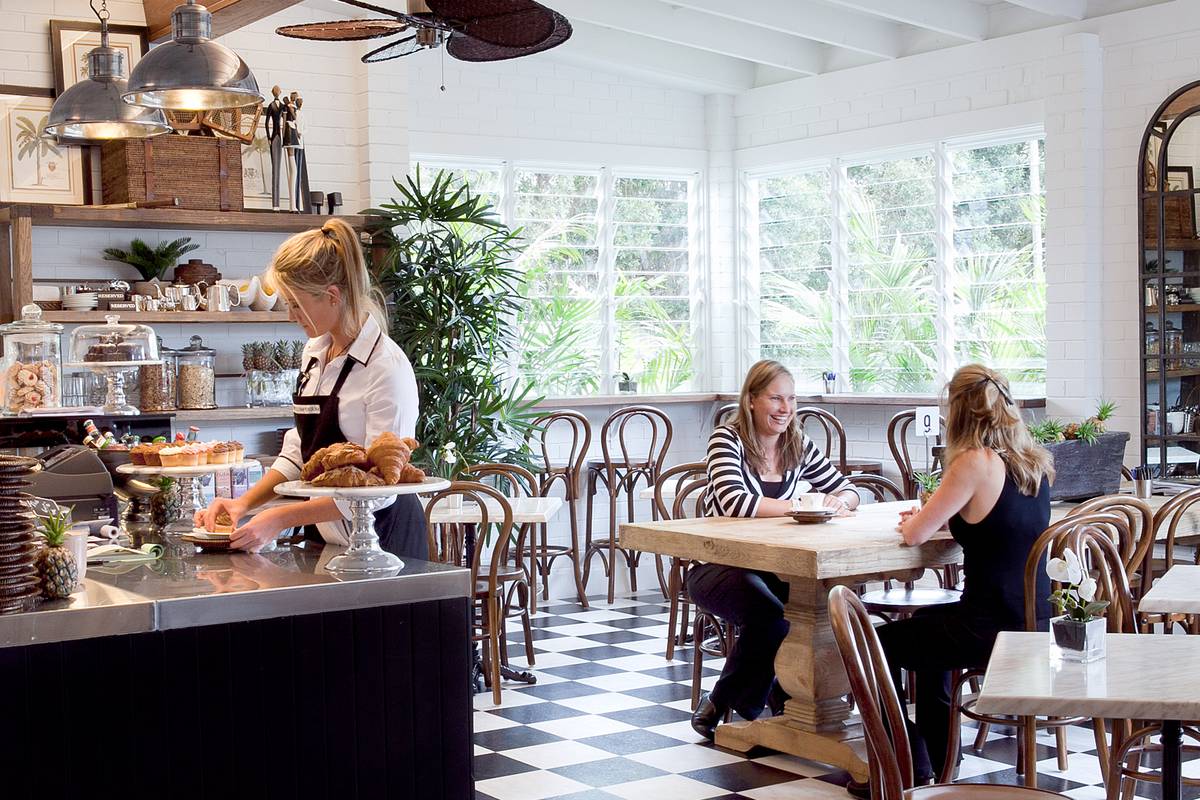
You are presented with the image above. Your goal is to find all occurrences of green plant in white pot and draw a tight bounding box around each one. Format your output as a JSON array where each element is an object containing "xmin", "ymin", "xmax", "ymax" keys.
[
  {"xmin": 913, "ymin": 471, "xmax": 941, "ymax": 505},
  {"xmin": 1047, "ymin": 547, "xmax": 1108, "ymax": 662}
]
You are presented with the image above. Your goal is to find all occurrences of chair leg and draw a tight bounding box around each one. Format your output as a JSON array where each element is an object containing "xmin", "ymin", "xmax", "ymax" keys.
[
  {"xmin": 607, "ymin": 471, "xmax": 618, "ymax": 604},
  {"xmin": 1055, "ymin": 725, "xmax": 1069, "ymax": 771},
  {"xmin": 1093, "ymin": 717, "xmax": 1111, "ymax": 785},
  {"xmin": 525, "ymin": 524, "xmax": 538, "ymax": 616},
  {"xmin": 969, "ymin": 675, "xmax": 990, "ymax": 751},
  {"xmin": 521, "ymin": 587, "xmax": 535, "ymax": 666},
  {"xmin": 582, "ymin": 468, "xmax": 599, "ymax": 592},
  {"xmin": 691, "ymin": 613, "xmax": 705, "ymax": 709},
  {"xmin": 565, "ymin": 484, "xmax": 588, "ymax": 608},
  {"xmin": 654, "ymin": 554, "xmax": 670, "ymax": 599},
  {"xmin": 939, "ymin": 672, "xmax": 966, "ymax": 784},
  {"xmin": 665, "ymin": 558, "xmax": 680, "ymax": 661},
  {"xmin": 1022, "ymin": 716, "xmax": 1038, "ymax": 787}
]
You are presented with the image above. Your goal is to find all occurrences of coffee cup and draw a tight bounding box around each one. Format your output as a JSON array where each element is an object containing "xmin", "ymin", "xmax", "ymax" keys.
[{"xmin": 798, "ymin": 493, "xmax": 824, "ymax": 511}]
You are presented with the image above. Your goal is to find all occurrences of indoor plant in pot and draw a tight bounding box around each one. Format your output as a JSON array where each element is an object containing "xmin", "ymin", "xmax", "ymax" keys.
[
  {"xmin": 913, "ymin": 471, "xmax": 941, "ymax": 505},
  {"xmin": 1047, "ymin": 547, "xmax": 1108, "ymax": 662},
  {"xmin": 103, "ymin": 237, "xmax": 199, "ymax": 296},
  {"xmin": 617, "ymin": 372, "xmax": 638, "ymax": 394},
  {"xmin": 1029, "ymin": 401, "xmax": 1128, "ymax": 501}
]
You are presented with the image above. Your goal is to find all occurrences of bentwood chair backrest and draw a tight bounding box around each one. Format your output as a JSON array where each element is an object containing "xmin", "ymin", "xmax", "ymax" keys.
[
  {"xmin": 529, "ymin": 410, "xmax": 592, "ymax": 495},
  {"xmin": 461, "ymin": 463, "xmax": 539, "ymax": 500},
  {"xmin": 653, "ymin": 462, "xmax": 708, "ymax": 521},
  {"xmin": 1151, "ymin": 486, "xmax": 1200, "ymax": 579},
  {"xmin": 1023, "ymin": 512, "xmax": 1136, "ymax": 635},
  {"xmin": 828, "ymin": 585, "xmax": 916, "ymax": 800},
  {"xmin": 712, "ymin": 402, "xmax": 739, "ymax": 430},
  {"xmin": 847, "ymin": 474, "xmax": 905, "ymax": 503},
  {"xmin": 425, "ymin": 481, "xmax": 515, "ymax": 587},
  {"xmin": 887, "ymin": 410, "xmax": 945, "ymax": 500},
  {"xmin": 1066, "ymin": 496, "xmax": 1155, "ymax": 589},
  {"xmin": 600, "ymin": 405, "xmax": 673, "ymax": 475},
  {"xmin": 796, "ymin": 407, "xmax": 848, "ymax": 473}
]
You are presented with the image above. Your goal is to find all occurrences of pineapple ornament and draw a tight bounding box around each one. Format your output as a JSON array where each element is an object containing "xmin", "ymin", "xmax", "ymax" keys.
[
  {"xmin": 149, "ymin": 477, "xmax": 181, "ymax": 531},
  {"xmin": 273, "ymin": 340, "xmax": 290, "ymax": 372},
  {"xmin": 291, "ymin": 340, "xmax": 305, "ymax": 370},
  {"xmin": 252, "ymin": 342, "xmax": 272, "ymax": 372},
  {"xmin": 35, "ymin": 507, "xmax": 78, "ymax": 599},
  {"xmin": 242, "ymin": 343, "xmax": 255, "ymax": 374}
]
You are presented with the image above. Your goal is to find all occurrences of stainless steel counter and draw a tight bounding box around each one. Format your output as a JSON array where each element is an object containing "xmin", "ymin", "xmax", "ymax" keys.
[{"xmin": 0, "ymin": 542, "xmax": 470, "ymax": 649}]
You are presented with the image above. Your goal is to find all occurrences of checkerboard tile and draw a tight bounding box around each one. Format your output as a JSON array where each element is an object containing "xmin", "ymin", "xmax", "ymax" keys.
[{"xmin": 476, "ymin": 591, "xmax": 1200, "ymax": 800}]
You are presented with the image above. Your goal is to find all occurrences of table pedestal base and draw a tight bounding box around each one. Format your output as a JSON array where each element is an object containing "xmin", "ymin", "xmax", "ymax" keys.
[{"xmin": 716, "ymin": 717, "xmax": 869, "ymax": 780}]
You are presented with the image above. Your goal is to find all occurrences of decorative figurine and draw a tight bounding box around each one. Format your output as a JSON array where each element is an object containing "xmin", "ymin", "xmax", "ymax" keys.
[
  {"xmin": 282, "ymin": 94, "xmax": 299, "ymax": 212},
  {"xmin": 264, "ymin": 86, "xmax": 286, "ymax": 211},
  {"xmin": 289, "ymin": 92, "xmax": 312, "ymax": 214}
]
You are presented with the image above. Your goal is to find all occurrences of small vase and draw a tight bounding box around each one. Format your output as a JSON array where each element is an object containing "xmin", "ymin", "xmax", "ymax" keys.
[
  {"xmin": 1052, "ymin": 615, "xmax": 1106, "ymax": 662},
  {"xmin": 618, "ymin": 380, "xmax": 637, "ymax": 394}
]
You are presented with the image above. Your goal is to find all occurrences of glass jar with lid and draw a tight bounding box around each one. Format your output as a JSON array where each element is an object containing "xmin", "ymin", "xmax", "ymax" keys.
[
  {"xmin": 0, "ymin": 304, "xmax": 63, "ymax": 415},
  {"xmin": 1165, "ymin": 320, "xmax": 1184, "ymax": 370},
  {"xmin": 1146, "ymin": 321, "xmax": 1160, "ymax": 372},
  {"xmin": 138, "ymin": 338, "xmax": 178, "ymax": 412},
  {"xmin": 176, "ymin": 335, "xmax": 216, "ymax": 410},
  {"xmin": 65, "ymin": 314, "xmax": 160, "ymax": 415}
]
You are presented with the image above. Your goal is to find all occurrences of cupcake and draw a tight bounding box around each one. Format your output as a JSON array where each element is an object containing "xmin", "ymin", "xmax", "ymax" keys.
[
  {"xmin": 159, "ymin": 446, "xmax": 183, "ymax": 467},
  {"xmin": 194, "ymin": 444, "xmax": 209, "ymax": 465},
  {"xmin": 145, "ymin": 442, "xmax": 167, "ymax": 467},
  {"xmin": 182, "ymin": 445, "xmax": 200, "ymax": 466},
  {"xmin": 212, "ymin": 443, "xmax": 233, "ymax": 465},
  {"xmin": 231, "ymin": 442, "xmax": 245, "ymax": 464},
  {"xmin": 130, "ymin": 445, "xmax": 150, "ymax": 466}
]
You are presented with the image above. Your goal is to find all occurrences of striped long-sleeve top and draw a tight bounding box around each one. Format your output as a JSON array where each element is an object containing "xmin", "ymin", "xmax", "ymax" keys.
[{"xmin": 702, "ymin": 424, "xmax": 852, "ymax": 518}]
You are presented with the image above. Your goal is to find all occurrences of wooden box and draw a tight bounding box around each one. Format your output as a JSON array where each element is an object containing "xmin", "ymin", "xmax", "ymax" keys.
[
  {"xmin": 100, "ymin": 136, "xmax": 243, "ymax": 211},
  {"xmin": 1045, "ymin": 431, "xmax": 1130, "ymax": 501}
]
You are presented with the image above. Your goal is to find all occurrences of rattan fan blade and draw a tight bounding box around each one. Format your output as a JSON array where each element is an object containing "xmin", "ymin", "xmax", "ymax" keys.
[
  {"xmin": 276, "ymin": 19, "xmax": 409, "ymax": 41},
  {"xmin": 362, "ymin": 32, "xmax": 423, "ymax": 62},
  {"xmin": 447, "ymin": 10, "xmax": 571, "ymax": 62},
  {"xmin": 427, "ymin": 0, "xmax": 556, "ymax": 47}
]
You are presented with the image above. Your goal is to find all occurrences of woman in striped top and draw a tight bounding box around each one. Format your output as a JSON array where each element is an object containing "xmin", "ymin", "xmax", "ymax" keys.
[{"xmin": 689, "ymin": 359, "xmax": 859, "ymax": 740}]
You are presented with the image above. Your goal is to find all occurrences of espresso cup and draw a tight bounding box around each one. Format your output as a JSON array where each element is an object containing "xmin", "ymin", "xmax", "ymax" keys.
[{"xmin": 798, "ymin": 493, "xmax": 824, "ymax": 511}]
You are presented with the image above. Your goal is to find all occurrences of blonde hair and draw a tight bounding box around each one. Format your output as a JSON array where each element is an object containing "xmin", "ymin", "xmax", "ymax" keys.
[
  {"xmin": 731, "ymin": 360, "xmax": 805, "ymax": 474},
  {"xmin": 264, "ymin": 218, "xmax": 388, "ymax": 338},
  {"xmin": 943, "ymin": 364, "xmax": 1054, "ymax": 496}
]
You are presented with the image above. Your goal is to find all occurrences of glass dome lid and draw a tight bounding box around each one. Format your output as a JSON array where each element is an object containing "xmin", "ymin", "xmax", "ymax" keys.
[
  {"xmin": 0, "ymin": 304, "xmax": 63, "ymax": 336},
  {"xmin": 67, "ymin": 314, "xmax": 161, "ymax": 366}
]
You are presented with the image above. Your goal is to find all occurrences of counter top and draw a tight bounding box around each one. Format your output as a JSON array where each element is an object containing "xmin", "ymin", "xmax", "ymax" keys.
[{"xmin": 0, "ymin": 542, "xmax": 470, "ymax": 649}]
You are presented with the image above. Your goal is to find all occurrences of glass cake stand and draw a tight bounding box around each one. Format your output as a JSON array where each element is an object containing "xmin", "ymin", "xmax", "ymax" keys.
[
  {"xmin": 274, "ymin": 477, "xmax": 450, "ymax": 575},
  {"xmin": 117, "ymin": 461, "xmax": 257, "ymax": 548}
]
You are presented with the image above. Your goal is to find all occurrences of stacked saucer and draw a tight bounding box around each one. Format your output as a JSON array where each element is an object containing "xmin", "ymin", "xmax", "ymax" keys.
[{"xmin": 0, "ymin": 456, "xmax": 41, "ymax": 614}]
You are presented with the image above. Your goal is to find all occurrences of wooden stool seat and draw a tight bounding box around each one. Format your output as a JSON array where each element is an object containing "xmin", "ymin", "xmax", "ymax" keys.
[
  {"xmin": 529, "ymin": 410, "xmax": 592, "ymax": 608},
  {"xmin": 860, "ymin": 587, "xmax": 961, "ymax": 614},
  {"xmin": 905, "ymin": 785, "xmax": 1063, "ymax": 799},
  {"xmin": 845, "ymin": 459, "xmax": 883, "ymax": 475}
]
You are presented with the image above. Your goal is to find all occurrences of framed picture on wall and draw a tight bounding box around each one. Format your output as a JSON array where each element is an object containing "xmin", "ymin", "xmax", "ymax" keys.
[
  {"xmin": 0, "ymin": 88, "xmax": 84, "ymax": 204},
  {"xmin": 49, "ymin": 20, "xmax": 149, "ymax": 96},
  {"xmin": 1166, "ymin": 165, "xmax": 1197, "ymax": 239}
]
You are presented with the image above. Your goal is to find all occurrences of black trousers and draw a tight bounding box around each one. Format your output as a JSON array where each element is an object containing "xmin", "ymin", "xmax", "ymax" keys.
[
  {"xmin": 686, "ymin": 564, "xmax": 789, "ymax": 718},
  {"xmin": 875, "ymin": 602, "xmax": 999, "ymax": 780}
]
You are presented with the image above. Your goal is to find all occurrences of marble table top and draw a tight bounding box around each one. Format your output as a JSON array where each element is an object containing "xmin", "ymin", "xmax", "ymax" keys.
[
  {"xmin": 424, "ymin": 495, "xmax": 563, "ymax": 525},
  {"xmin": 976, "ymin": 631, "xmax": 1200, "ymax": 720},
  {"xmin": 1139, "ymin": 565, "xmax": 1200, "ymax": 615}
]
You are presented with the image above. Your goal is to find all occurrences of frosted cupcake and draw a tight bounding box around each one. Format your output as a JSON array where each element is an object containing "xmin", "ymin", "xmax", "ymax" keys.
[{"xmin": 159, "ymin": 446, "xmax": 185, "ymax": 467}]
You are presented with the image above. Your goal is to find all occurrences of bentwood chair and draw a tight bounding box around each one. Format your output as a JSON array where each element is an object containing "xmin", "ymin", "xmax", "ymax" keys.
[
  {"xmin": 584, "ymin": 405, "xmax": 673, "ymax": 604},
  {"xmin": 1142, "ymin": 487, "xmax": 1200, "ymax": 634},
  {"xmin": 652, "ymin": 461, "xmax": 707, "ymax": 661},
  {"xmin": 796, "ymin": 406, "xmax": 884, "ymax": 476},
  {"xmin": 828, "ymin": 584, "xmax": 1063, "ymax": 800},
  {"xmin": 712, "ymin": 402, "xmax": 738, "ymax": 429},
  {"xmin": 1066, "ymin": 496, "xmax": 1155, "ymax": 602},
  {"xmin": 460, "ymin": 462, "xmax": 539, "ymax": 656},
  {"xmin": 888, "ymin": 410, "xmax": 946, "ymax": 500},
  {"xmin": 943, "ymin": 514, "xmax": 1136, "ymax": 788},
  {"xmin": 527, "ymin": 410, "xmax": 592, "ymax": 608},
  {"xmin": 425, "ymin": 481, "xmax": 520, "ymax": 706}
]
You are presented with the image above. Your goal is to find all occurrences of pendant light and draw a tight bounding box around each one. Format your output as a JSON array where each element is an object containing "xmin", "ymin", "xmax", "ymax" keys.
[
  {"xmin": 43, "ymin": 0, "xmax": 172, "ymax": 141},
  {"xmin": 124, "ymin": 0, "xmax": 261, "ymax": 111}
]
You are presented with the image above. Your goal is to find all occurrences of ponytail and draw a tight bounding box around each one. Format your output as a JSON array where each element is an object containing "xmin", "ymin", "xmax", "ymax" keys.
[{"xmin": 264, "ymin": 218, "xmax": 389, "ymax": 337}]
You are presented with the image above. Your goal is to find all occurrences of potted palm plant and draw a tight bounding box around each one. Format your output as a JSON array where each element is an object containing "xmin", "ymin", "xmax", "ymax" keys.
[
  {"xmin": 1047, "ymin": 547, "xmax": 1108, "ymax": 662},
  {"xmin": 103, "ymin": 237, "xmax": 199, "ymax": 296},
  {"xmin": 617, "ymin": 372, "xmax": 638, "ymax": 394}
]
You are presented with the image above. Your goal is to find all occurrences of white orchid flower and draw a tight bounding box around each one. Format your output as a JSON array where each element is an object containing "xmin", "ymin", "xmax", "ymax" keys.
[
  {"xmin": 1047, "ymin": 556, "xmax": 1071, "ymax": 583},
  {"xmin": 1077, "ymin": 576, "xmax": 1098, "ymax": 602},
  {"xmin": 444, "ymin": 451, "xmax": 458, "ymax": 465},
  {"xmin": 444, "ymin": 442, "xmax": 456, "ymax": 451}
]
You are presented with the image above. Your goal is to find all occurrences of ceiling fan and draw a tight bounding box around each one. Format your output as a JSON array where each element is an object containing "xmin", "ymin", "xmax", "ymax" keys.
[{"xmin": 276, "ymin": 0, "xmax": 572, "ymax": 63}]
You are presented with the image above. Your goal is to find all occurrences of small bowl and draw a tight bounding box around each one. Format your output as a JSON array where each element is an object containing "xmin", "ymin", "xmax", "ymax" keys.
[
  {"xmin": 236, "ymin": 276, "xmax": 259, "ymax": 310},
  {"xmin": 250, "ymin": 281, "xmax": 277, "ymax": 312},
  {"xmin": 788, "ymin": 509, "xmax": 837, "ymax": 525}
]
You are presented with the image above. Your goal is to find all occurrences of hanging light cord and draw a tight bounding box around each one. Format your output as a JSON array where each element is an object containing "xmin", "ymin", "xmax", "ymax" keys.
[{"xmin": 90, "ymin": 0, "xmax": 110, "ymax": 46}]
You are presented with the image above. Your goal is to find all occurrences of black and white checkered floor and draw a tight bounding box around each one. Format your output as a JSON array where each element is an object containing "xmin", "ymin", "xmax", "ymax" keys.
[{"xmin": 474, "ymin": 591, "xmax": 1200, "ymax": 800}]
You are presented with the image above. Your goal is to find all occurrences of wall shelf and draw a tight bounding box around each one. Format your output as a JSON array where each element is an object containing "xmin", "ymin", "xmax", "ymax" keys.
[
  {"xmin": 173, "ymin": 407, "xmax": 292, "ymax": 422},
  {"xmin": 43, "ymin": 311, "xmax": 292, "ymax": 324},
  {"xmin": 0, "ymin": 204, "xmax": 372, "ymax": 233},
  {"xmin": 1146, "ymin": 304, "xmax": 1200, "ymax": 313}
]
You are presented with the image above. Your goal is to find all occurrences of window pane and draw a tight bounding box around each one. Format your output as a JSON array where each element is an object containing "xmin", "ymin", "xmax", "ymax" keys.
[
  {"xmin": 845, "ymin": 155, "xmax": 938, "ymax": 393},
  {"xmin": 950, "ymin": 139, "xmax": 1046, "ymax": 396},
  {"xmin": 409, "ymin": 161, "xmax": 502, "ymax": 210},
  {"xmin": 755, "ymin": 167, "xmax": 834, "ymax": 391},
  {"xmin": 514, "ymin": 169, "xmax": 604, "ymax": 396},
  {"xmin": 614, "ymin": 175, "xmax": 695, "ymax": 393}
]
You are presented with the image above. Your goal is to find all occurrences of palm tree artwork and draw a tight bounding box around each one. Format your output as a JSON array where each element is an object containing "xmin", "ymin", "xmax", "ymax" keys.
[{"xmin": 14, "ymin": 114, "xmax": 63, "ymax": 188}]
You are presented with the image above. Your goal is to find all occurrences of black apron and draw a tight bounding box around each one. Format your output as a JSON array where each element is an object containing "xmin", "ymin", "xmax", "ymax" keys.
[{"xmin": 293, "ymin": 340, "xmax": 428, "ymax": 560}]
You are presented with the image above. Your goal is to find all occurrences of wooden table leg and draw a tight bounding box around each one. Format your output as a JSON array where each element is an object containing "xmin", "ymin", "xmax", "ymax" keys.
[{"xmin": 715, "ymin": 575, "xmax": 869, "ymax": 782}]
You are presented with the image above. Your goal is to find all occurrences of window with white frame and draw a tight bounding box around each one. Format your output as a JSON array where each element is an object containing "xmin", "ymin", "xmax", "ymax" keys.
[
  {"xmin": 749, "ymin": 132, "xmax": 1046, "ymax": 396},
  {"xmin": 411, "ymin": 159, "xmax": 699, "ymax": 397}
]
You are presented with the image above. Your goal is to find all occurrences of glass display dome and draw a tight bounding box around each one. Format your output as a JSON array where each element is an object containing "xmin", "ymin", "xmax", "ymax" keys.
[
  {"xmin": 0, "ymin": 304, "xmax": 63, "ymax": 415},
  {"xmin": 66, "ymin": 314, "xmax": 161, "ymax": 367}
]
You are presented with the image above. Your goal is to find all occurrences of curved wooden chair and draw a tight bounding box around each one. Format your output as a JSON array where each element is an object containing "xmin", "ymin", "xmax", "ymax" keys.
[
  {"xmin": 425, "ymin": 481, "xmax": 518, "ymax": 706},
  {"xmin": 712, "ymin": 401, "xmax": 738, "ymax": 429},
  {"xmin": 943, "ymin": 513, "xmax": 1136, "ymax": 788},
  {"xmin": 828, "ymin": 584, "xmax": 1063, "ymax": 800},
  {"xmin": 797, "ymin": 406, "xmax": 883, "ymax": 475},
  {"xmin": 1143, "ymin": 486, "xmax": 1200, "ymax": 634},
  {"xmin": 1066, "ymin": 495, "xmax": 1155, "ymax": 600},
  {"xmin": 652, "ymin": 461, "xmax": 707, "ymax": 662},
  {"xmin": 584, "ymin": 405, "xmax": 673, "ymax": 604},
  {"xmin": 527, "ymin": 410, "xmax": 592, "ymax": 607},
  {"xmin": 846, "ymin": 473, "xmax": 906, "ymax": 504},
  {"xmin": 888, "ymin": 410, "xmax": 946, "ymax": 500}
]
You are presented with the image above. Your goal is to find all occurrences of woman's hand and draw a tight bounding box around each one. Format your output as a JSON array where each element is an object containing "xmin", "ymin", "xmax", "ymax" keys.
[
  {"xmin": 823, "ymin": 493, "xmax": 854, "ymax": 517},
  {"xmin": 896, "ymin": 506, "xmax": 920, "ymax": 529},
  {"xmin": 195, "ymin": 497, "xmax": 247, "ymax": 532},
  {"xmin": 229, "ymin": 507, "xmax": 289, "ymax": 553}
]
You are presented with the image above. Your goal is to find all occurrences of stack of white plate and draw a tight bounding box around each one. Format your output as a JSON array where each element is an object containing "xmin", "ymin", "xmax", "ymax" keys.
[{"xmin": 62, "ymin": 292, "xmax": 98, "ymax": 311}]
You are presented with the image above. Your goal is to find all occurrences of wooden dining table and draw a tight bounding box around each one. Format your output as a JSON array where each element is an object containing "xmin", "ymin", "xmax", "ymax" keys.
[{"xmin": 620, "ymin": 500, "xmax": 961, "ymax": 780}]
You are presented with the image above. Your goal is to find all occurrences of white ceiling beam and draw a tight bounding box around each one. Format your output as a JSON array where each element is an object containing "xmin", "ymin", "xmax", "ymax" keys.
[
  {"xmin": 823, "ymin": 0, "xmax": 989, "ymax": 42},
  {"xmin": 552, "ymin": 0, "xmax": 823, "ymax": 75},
  {"xmin": 1002, "ymin": 0, "xmax": 1087, "ymax": 19},
  {"xmin": 665, "ymin": 0, "xmax": 904, "ymax": 59},
  {"xmin": 554, "ymin": 20, "xmax": 757, "ymax": 93}
]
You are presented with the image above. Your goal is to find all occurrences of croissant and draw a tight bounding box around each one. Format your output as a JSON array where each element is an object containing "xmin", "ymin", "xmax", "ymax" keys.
[
  {"xmin": 368, "ymin": 432, "xmax": 413, "ymax": 483},
  {"xmin": 395, "ymin": 463, "xmax": 426, "ymax": 483},
  {"xmin": 399, "ymin": 436, "xmax": 419, "ymax": 452},
  {"xmin": 322, "ymin": 442, "xmax": 370, "ymax": 470},
  {"xmin": 301, "ymin": 446, "xmax": 332, "ymax": 480},
  {"xmin": 311, "ymin": 466, "xmax": 383, "ymax": 488}
]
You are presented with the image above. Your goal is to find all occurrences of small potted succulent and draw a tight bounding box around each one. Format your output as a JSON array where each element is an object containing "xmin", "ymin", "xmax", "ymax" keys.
[
  {"xmin": 102, "ymin": 237, "xmax": 199, "ymax": 296},
  {"xmin": 1028, "ymin": 401, "xmax": 1128, "ymax": 501},
  {"xmin": 617, "ymin": 372, "xmax": 638, "ymax": 394},
  {"xmin": 1047, "ymin": 547, "xmax": 1108, "ymax": 662},
  {"xmin": 913, "ymin": 471, "xmax": 941, "ymax": 505}
]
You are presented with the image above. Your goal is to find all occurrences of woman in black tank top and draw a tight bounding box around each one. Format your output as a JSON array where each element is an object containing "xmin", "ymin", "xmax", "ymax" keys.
[{"xmin": 868, "ymin": 366, "xmax": 1055, "ymax": 790}]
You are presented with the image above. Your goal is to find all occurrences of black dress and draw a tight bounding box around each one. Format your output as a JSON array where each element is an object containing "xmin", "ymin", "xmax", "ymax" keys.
[{"xmin": 877, "ymin": 470, "xmax": 1050, "ymax": 779}]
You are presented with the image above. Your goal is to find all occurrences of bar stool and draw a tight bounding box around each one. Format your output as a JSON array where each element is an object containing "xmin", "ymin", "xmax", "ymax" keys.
[
  {"xmin": 583, "ymin": 405, "xmax": 673, "ymax": 604},
  {"xmin": 528, "ymin": 410, "xmax": 591, "ymax": 609},
  {"xmin": 796, "ymin": 406, "xmax": 883, "ymax": 476}
]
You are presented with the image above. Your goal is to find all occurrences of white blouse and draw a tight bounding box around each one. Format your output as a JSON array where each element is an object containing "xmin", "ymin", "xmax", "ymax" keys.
[{"xmin": 271, "ymin": 314, "xmax": 419, "ymax": 544}]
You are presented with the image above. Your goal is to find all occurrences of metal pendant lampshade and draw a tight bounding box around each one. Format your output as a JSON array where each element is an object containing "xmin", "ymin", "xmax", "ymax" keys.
[
  {"xmin": 44, "ymin": 10, "xmax": 172, "ymax": 140},
  {"xmin": 124, "ymin": 0, "xmax": 261, "ymax": 111}
]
